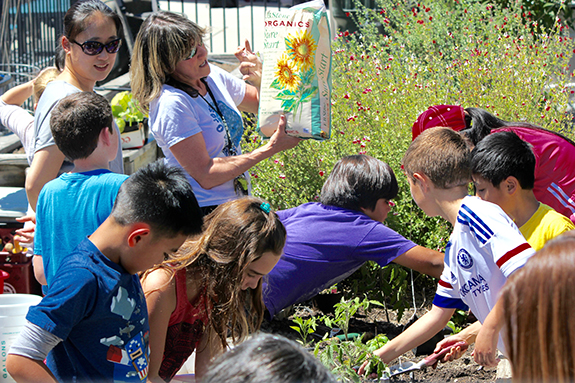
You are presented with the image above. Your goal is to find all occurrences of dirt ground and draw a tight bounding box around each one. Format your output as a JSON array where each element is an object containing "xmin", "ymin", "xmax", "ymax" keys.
[{"xmin": 260, "ymin": 300, "xmax": 498, "ymax": 383}]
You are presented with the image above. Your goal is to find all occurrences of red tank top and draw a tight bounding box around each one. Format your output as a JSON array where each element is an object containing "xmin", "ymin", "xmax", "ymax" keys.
[{"xmin": 159, "ymin": 269, "xmax": 210, "ymax": 381}]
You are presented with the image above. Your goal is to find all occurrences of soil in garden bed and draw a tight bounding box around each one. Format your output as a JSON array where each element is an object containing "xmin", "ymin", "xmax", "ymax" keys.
[{"xmin": 260, "ymin": 301, "xmax": 497, "ymax": 383}]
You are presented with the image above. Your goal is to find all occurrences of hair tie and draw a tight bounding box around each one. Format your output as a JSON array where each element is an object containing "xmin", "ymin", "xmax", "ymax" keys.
[{"xmin": 259, "ymin": 202, "xmax": 271, "ymax": 213}]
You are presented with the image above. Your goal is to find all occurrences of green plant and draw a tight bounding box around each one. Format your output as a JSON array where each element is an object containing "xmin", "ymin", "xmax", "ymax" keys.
[
  {"xmin": 243, "ymin": 0, "xmax": 574, "ymax": 320},
  {"xmin": 446, "ymin": 320, "xmax": 462, "ymax": 334},
  {"xmin": 322, "ymin": 297, "xmax": 383, "ymax": 341},
  {"xmin": 110, "ymin": 91, "xmax": 146, "ymax": 132},
  {"xmin": 446, "ymin": 309, "xmax": 469, "ymax": 334},
  {"xmin": 314, "ymin": 333, "xmax": 389, "ymax": 382},
  {"xmin": 290, "ymin": 315, "xmax": 318, "ymax": 347}
]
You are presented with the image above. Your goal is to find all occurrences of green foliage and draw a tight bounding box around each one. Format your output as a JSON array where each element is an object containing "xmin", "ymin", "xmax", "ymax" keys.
[
  {"xmin": 314, "ymin": 333, "xmax": 389, "ymax": 382},
  {"xmin": 110, "ymin": 91, "xmax": 146, "ymax": 132},
  {"xmin": 446, "ymin": 320, "xmax": 462, "ymax": 334},
  {"xmin": 322, "ymin": 296, "xmax": 383, "ymax": 341},
  {"xmin": 446, "ymin": 310, "xmax": 468, "ymax": 334},
  {"xmin": 290, "ymin": 315, "xmax": 318, "ymax": 347},
  {"xmin": 244, "ymin": 0, "xmax": 574, "ymax": 318},
  {"xmin": 491, "ymin": 0, "xmax": 574, "ymax": 33}
]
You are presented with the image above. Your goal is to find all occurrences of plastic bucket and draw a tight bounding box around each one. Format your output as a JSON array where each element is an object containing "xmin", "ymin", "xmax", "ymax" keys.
[{"xmin": 0, "ymin": 294, "xmax": 42, "ymax": 383}]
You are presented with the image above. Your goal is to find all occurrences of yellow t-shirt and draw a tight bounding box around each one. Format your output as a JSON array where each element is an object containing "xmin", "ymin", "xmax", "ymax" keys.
[{"xmin": 520, "ymin": 203, "xmax": 575, "ymax": 251}]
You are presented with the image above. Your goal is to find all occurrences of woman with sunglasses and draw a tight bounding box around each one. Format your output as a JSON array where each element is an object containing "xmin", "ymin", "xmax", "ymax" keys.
[
  {"xmin": 130, "ymin": 11, "xmax": 300, "ymax": 216},
  {"xmin": 26, "ymin": 0, "xmax": 124, "ymax": 211}
]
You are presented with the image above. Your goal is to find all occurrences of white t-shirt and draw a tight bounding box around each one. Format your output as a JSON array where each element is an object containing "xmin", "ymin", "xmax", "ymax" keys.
[
  {"xmin": 149, "ymin": 64, "xmax": 247, "ymax": 207},
  {"xmin": 433, "ymin": 196, "xmax": 534, "ymax": 356},
  {"xmin": 0, "ymin": 99, "xmax": 34, "ymax": 165}
]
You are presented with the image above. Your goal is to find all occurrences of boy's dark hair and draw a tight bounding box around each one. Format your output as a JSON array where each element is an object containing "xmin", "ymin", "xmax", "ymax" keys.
[
  {"xmin": 202, "ymin": 333, "xmax": 338, "ymax": 383},
  {"xmin": 111, "ymin": 160, "xmax": 203, "ymax": 238},
  {"xmin": 461, "ymin": 107, "xmax": 541, "ymax": 146},
  {"xmin": 320, "ymin": 154, "xmax": 398, "ymax": 212},
  {"xmin": 50, "ymin": 92, "xmax": 113, "ymax": 160},
  {"xmin": 402, "ymin": 127, "xmax": 471, "ymax": 189},
  {"xmin": 470, "ymin": 131, "xmax": 535, "ymax": 189}
]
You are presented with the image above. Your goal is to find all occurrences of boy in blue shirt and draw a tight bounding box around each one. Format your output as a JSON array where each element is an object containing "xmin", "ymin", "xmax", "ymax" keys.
[
  {"xmin": 33, "ymin": 92, "xmax": 127, "ymax": 287},
  {"xmin": 7, "ymin": 160, "xmax": 203, "ymax": 382}
]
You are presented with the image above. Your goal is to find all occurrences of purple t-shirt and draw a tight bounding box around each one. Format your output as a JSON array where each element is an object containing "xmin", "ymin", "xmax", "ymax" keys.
[{"xmin": 263, "ymin": 203, "xmax": 416, "ymax": 318}]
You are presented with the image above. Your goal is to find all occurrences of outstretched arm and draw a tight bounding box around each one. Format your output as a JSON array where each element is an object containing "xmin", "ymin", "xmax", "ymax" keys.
[
  {"xmin": 141, "ymin": 269, "xmax": 177, "ymax": 383},
  {"xmin": 393, "ymin": 245, "xmax": 444, "ymax": 279},
  {"xmin": 25, "ymin": 146, "xmax": 66, "ymax": 211},
  {"xmin": 6, "ymin": 354, "xmax": 57, "ymax": 383},
  {"xmin": 473, "ymin": 301, "xmax": 503, "ymax": 367},
  {"xmin": 170, "ymin": 115, "xmax": 299, "ymax": 190},
  {"xmin": 358, "ymin": 305, "xmax": 455, "ymax": 374},
  {"xmin": 0, "ymin": 79, "xmax": 34, "ymax": 106},
  {"xmin": 195, "ymin": 326, "xmax": 223, "ymax": 380}
]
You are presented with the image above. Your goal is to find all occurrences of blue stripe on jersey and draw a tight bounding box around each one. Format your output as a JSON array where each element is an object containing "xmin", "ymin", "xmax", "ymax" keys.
[
  {"xmin": 433, "ymin": 295, "xmax": 469, "ymax": 311},
  {"xmin": 457, "ymin": 205, "xmax": 495, "ymax": 245}
]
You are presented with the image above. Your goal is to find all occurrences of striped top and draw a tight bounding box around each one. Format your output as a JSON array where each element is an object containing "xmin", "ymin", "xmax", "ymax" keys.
[{"xmin": 433, "ymin": 196, "xmax": 534, "ymax": 355}]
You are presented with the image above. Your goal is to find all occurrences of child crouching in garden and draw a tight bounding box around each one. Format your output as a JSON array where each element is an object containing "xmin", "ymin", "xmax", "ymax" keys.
[{"xmin": 141, "ymin": 197, "xmax": 286, "ymax": 382}]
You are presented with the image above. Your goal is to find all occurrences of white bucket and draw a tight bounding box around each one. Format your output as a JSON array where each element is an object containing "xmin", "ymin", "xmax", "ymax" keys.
[{"xmin": 0, "ymin": 294, "xmax": 42, "ymax": 383}]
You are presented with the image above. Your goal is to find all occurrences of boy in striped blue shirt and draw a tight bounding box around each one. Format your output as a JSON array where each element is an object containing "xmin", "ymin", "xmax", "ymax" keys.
[{"xmin": 359, "ymin": 127, "xmax": 534, "ymax": 375}]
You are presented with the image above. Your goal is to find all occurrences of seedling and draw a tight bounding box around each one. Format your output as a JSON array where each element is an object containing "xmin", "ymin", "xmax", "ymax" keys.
[{"xmin": 290, "ymin": 315, "xmax": 318, "ymax": 347}]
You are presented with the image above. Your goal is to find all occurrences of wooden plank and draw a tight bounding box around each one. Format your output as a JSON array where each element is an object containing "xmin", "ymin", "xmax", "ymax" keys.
[
  {"xmin": 0, "ymin": 154, "xmax": 28, "ymax": 187},
  {"xmin": 0, "ymin": 134, "xmax": 23, "ymax": 154},
  {"xmin": 122, "ymin": 140, "xmax": 158, "ymax": 175}
]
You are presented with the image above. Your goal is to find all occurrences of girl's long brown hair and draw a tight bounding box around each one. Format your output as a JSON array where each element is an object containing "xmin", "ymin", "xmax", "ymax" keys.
[
  {"xmin": 500, "ymin": 230, "xmax": 575, "ymax": 383},
  {"xmin": 142, "ymin": 197, "xmax": 286, "ymax": 349}
]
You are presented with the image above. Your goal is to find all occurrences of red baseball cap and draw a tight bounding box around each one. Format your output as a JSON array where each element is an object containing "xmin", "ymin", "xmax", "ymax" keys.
[{"xmin": 412, "ymin": 105, "xmax": 466, "ymax": 140}]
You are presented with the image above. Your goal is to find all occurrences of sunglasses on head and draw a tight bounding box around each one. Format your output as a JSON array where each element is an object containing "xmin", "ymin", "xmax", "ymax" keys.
[
  {"xmin": 70, "ymin": 38, "xmax": 122, "ymax": 56},
  {"xmin": 185, "ymin": 41, "xmax": 204, "ymax": 60}
]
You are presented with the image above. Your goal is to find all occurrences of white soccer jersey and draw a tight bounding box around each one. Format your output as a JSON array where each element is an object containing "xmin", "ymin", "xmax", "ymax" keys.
[{"xmin": 434, "ymin": 196, "xmax": 534, "ymax": 353}]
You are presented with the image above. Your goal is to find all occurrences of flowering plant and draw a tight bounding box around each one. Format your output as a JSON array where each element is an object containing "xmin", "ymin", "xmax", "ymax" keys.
[{"xmin": 244, "ymin": 0, "xmax": 573, "ymax": 315}]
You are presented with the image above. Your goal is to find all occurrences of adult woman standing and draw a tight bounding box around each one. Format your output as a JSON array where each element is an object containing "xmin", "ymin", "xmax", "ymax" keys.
[
  {"xmin": 130, "ymin": 12, "xmax": 300, "ymax": 213},
  {"xmin": 26, "ymin": 0, "xmax": 124, "ymax": 210}
]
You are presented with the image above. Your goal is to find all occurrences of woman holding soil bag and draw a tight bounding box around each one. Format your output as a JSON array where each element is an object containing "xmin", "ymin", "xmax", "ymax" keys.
[
  {"xmin": 26, "ymin": 0, "xmax": 124, "ymax": 210},
  {"xmin": 130, "ymin": 12, "xmax": 300, "ymax": 215}
]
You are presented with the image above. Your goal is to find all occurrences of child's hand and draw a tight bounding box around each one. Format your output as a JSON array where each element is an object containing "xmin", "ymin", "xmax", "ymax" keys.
[
  {"xmin": 234, "ymin": 39, "xmax": 262, "ymax": 89},
  {"xmin": 14, "ymin": 214, "xmax": 36, "ymax": 244},
  {"xmin": 434, "ymin": 336, "xmax": 469, "ymax": 363},
  {"xmin": 473, "ymin": 325, "xmax": 499, "ymax": 367}
]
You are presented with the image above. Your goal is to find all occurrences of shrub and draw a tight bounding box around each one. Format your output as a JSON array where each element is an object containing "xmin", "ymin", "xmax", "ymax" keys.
[{"xmin": 244, "ymin": 0, "xmax": 573, "ymax": 316}]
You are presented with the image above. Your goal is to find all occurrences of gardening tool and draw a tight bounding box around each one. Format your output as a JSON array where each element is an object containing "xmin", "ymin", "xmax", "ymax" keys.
[{"xmin": 382, "ymin": 341, "xmax": 468, "ymax": 380}]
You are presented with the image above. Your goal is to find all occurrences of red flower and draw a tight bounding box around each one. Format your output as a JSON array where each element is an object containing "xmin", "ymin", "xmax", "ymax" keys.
[{"xmin": 319, "ymin": 171, "xmax": 325, "ymax": 176}]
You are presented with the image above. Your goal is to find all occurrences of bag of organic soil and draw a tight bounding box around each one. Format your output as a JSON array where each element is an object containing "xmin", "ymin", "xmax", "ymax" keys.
[{"xmin": 257, "ymin": 0, "xmax": 332, "ymax": 140}]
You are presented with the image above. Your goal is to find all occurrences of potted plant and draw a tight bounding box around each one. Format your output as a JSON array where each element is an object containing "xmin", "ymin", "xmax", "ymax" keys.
[{"xmin": 110, "ymin": 91, "xmax": 148, "ymax": 149}]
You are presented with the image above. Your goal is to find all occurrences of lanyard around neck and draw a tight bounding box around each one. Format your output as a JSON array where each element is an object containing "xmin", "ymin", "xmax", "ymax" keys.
[{"xmin": 198, "ymin": 79, "xmax": 235, "ymax": 155}]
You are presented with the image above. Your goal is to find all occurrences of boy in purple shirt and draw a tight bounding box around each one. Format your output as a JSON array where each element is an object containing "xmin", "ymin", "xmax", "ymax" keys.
[{"xmin": 263, "ymin": 155, "xmax": 444, "ymax": 319}]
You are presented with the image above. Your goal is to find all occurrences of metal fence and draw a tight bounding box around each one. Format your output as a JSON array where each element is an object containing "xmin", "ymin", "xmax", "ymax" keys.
[{"xmin": 0, "ymin": 0, "xmax": 318, "ymax": 87}]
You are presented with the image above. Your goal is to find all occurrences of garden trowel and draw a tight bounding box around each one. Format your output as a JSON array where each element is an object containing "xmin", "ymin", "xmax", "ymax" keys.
[{"xmin": 381, "ymin": 341, "xmax": 468, "ymax": 380}]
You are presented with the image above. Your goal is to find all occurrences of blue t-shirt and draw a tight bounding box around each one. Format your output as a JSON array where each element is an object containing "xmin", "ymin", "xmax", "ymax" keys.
[
  {"xmin": 263, "ymin": 203, "xmax": 417, "ymax": 318},
  {"xmin": 26, "ymin": 238, "xmax": 151, "ymax": 382},
  {"xmin": 34, "ymin": 169, "xmax": 128, "ymax": 287}
]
